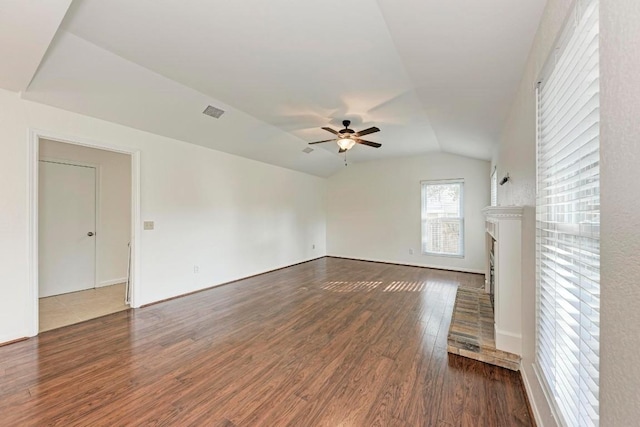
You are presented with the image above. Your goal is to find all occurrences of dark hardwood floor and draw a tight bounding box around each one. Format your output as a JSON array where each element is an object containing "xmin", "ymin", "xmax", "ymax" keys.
[{"xmin": 0, "ymin": 258, "xmax": 533, "ymax": 426}]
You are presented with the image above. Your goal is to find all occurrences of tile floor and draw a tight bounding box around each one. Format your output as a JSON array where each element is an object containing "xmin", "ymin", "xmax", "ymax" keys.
[
  {"xmin": 39, "ymin": 283, "xmax": 129, "ymax": 332},
  {"xmin": 447, "ymin": 286, "xmax": 521, "ymax": 370}
]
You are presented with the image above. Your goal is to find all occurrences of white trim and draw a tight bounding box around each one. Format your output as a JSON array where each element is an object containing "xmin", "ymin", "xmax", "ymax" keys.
[
  {"xmin": 482, "ymin": 205, "xmax": 524, "ymax": 219},
  {"xmin": 521, "ymin": 364, "xmax": 546, "ymax": 427},
  {"xmin": 533, "ymin": 363, "xmax": 565, "ymax": 427},
  {"xmin": 419, "ymin": 178, "xmax": 465, "ymax": 185},
  {"xmin": 421, "ymin": 251, "xmax": 465, "ymax": 259},
  {"xmin": 97, "ymin": 277, "xmax": 128, "ymax": 288},
  {"xmin": 28, "ymin": 128, "xmax": 142, "ymax": 336},
  {"xmin": 421, "ymin": 179, "xmax": 465, "ymax": 257},
  {"xmin": 495, "ymin": 328, "xmax": 522, "ymax": 355},
  {"xmin": 490, "ymin": 166, "xmax": 498, "ymax": 207},
  {"xmin": 130, "ymin": 151, "xmax": 141, "ymax": 308},
  {"xmin": 137, "ymin": 256, "xmax": 325, "ymax": 307},
  {"xmin": 27, "ymin": 130, "xmax": 39, "ymax": 337},
  {"xmin": 327, "ymin": 255, "xmax": 484, "ymax": 274}
]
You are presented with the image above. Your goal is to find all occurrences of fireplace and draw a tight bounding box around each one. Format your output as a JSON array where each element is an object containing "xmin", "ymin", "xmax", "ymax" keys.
[
  {"xmin": 489, "ymin": 237, "xmax": 495, "ymax": 309},
  {"xmin": 482, "ymin": 205, "xmax": 524, "ymax": 356}
]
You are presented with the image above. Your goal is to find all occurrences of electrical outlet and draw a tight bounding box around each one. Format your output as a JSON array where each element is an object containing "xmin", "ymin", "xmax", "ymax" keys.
[
  {"xmin": 143, "ymin": 221, "xmax": 154, "ymax": 230},
  {"xmin": 193, "ymin": 265, "xmax": 199, "ymax": 274},
  {"xmin": 409, "ymin": 248, "xmax": 414, "ymax": 255}
]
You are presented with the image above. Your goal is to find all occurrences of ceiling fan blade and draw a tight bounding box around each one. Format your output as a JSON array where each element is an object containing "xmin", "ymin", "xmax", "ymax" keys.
[
  {"xmin": 322, "ymin": 127, "xmax": 339, "ymax": 135},
  {"xmin": 354, "ymin": 127, "xmax": 380, "ymax": 137},
  {"xmin": 338, "ymin": 148, "xmax": 347, "ymax": 153},
  {"xmin": 308, "ymin": 139, "xmax": 336, "ymax": 145},
  {"xmin": 356, "ymin": 139, "xmax": 382, "ymax": 148}
]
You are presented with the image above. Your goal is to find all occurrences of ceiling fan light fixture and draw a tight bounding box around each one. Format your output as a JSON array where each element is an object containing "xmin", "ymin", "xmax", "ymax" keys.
[
  {"xmin": 337, "ymin": 138, "xmax": 356, "ymax": 151},
  {"xmin": 308, "ymin": 120, "xmax": 381, "ymax": 151}
]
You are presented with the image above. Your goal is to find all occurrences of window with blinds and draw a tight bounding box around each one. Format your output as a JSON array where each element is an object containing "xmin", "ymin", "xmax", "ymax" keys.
[
  {"xmin": 421, "ymin": 180, "xmax": 464, "ymax": 257},
  {"xmin": 491, "ymin": 167, "xmax": 498, "ymax": 206},
  {"xmin": 535, "ymin": 0, "xmax": 600, "ymax": 426}
]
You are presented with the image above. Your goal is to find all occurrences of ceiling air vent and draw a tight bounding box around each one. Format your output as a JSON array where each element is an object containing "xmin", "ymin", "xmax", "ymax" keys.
[
  {"xmin": 203, "ymin": 105, "xmax": 225, "ymax": 119},
  {"xmin": 302, "ymin": 147, "xmax": 314, "ymax": 154}
]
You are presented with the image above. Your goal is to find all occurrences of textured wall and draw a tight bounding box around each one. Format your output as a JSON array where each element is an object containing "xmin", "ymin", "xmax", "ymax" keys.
[
  {"xmin": 600, "ymin": 0, "xmax": 640, "ymax": 425},
  {"xmin": 327, "ymin": 153, "xmax": 489, "ymax": 273}
]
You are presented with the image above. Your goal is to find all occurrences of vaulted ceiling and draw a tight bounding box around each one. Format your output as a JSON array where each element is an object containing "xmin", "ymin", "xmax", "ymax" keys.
[{"xmin": 2, "ymin": 0, "xmax": 546, "ymax": 177}]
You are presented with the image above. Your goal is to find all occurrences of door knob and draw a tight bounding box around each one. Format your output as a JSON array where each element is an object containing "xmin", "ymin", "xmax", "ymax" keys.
[{"xmin": 87, "ymin": 232, "xmax": 94, "ymax": 237}]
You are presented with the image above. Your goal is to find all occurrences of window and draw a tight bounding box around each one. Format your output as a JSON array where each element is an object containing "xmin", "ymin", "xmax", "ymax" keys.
[
  {"xmin": 491, "ymin": 167, "xmax": 498, "ymax": 206},
  {"xmin": 421, "ymin": 180, "xmax": 464, "ymax": 257},
  {"xmin": 536, "ymin": 0, "xmax": 600, "ymax": 426}
]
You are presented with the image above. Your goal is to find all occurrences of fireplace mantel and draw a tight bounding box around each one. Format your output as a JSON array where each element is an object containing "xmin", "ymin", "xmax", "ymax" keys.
[
  {"xmin": 482, "ymin": 206, "xmax": 524, "ymax": 219},
  {"xmin": 482, "ymin": 206, "xmax": 523, "ymax": 356}
]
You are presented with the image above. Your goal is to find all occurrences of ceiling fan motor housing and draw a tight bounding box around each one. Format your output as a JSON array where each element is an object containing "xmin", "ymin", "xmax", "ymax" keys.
[
  {"xmin": 307, "ymin": 119, "xmax": 381, "ymax": 150},
  {"xmin": 340, "ymin": 120, "xmax": 354, "ymax": 135}
]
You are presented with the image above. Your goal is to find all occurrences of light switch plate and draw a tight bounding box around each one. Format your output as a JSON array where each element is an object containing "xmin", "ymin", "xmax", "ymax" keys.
[{"xmin": 143, "ymin": 221, "xmax": 154, "ymax": 230}]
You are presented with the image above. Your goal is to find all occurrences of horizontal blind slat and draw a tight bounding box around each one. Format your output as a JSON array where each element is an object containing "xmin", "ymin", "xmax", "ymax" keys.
[{"xmin": 536, "ymin": 1, "xmax": 600, "ymax": 426}]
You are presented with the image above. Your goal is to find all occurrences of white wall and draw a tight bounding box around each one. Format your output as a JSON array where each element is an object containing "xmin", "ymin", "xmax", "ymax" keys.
[
  {"xmin": 39, "ymin": 139, "xmax": 131, "ymax": 287},
  {"xmin": 495, "ymin": 0, "xmax": 640, "ymax": 425},
  {"xmin": 327, "ymin": 153, "xmax": 489, "ymax": 273},
  {"xmin": 600, "ymin": 1, "xmax": 640, "ymax": 425},
  {"xmin": 0, "ymin": 90, "xmax": 30, "ymax": 343},
  {"xmin": 0, "ymin": 88, "xmax": 326, "ymax": 343}
]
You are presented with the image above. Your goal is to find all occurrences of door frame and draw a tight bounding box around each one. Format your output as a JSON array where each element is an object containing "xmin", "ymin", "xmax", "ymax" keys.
[
  {"xmin": 39, "ymin": 157, "xmax": 101, "ymax": 293},
  {"xmin": 28, "ymin": 129, "xmax": 141, "ymax": 337}
]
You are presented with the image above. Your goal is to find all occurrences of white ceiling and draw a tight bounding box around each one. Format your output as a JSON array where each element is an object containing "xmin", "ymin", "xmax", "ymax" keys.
[
  {"xmin": 14, "ymin": 0, "xmax": 546, "ymax": 177},
  {"xmin": 0, "ymin": 0, "xmax": 72, "ymax": 92}
]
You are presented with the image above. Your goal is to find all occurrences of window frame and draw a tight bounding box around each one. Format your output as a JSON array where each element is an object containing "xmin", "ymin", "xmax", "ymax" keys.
[
  {"xmin": 490, "ymin": 166, "xmax": 498, "ymax": 207},
  {"xmin": 420, "ymin": 179, "xmax": 465, "ymax": 258}
]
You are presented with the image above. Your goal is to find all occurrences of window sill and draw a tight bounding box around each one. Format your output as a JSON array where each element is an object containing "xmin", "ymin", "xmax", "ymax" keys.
[{"xmin": 422, "ymin": 252, "xmax": 465, "ymax": 259}]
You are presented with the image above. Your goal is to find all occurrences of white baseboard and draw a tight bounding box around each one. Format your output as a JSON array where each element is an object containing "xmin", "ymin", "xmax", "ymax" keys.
[
  {"xmin": 137, "ymin": 256, "xmax": 325, "ymax": 307},
  {"xmin": 521, "ymin": 364, "xmax": 545, "ymax": 426},
  {"xmin": 520, "ymin": 362, "xmax": 563, "ymax": 427},
  {"xmin": 97, "ymin": 277, "xmax": 128, "ymax": 288},
  {"xmin": 327, "ymin": 255, "xmax": 485, "ymax": 274}
]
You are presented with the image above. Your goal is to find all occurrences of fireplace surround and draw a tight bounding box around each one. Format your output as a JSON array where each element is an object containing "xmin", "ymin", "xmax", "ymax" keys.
[{"xmin": 481, "ymin": 206, "xmax": 523, "ymax": 355}]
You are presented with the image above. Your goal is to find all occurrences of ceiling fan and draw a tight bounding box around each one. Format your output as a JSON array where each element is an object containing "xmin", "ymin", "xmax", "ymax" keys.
[{"xmin": 308, "ymin": 120, "xmax": 381, "ymax": 153}]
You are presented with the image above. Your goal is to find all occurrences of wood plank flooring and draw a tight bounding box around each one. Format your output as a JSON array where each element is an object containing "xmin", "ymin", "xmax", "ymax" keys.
[{"xmin": 0, "ymin": 258, "xmax": 533, "ymax": 426}]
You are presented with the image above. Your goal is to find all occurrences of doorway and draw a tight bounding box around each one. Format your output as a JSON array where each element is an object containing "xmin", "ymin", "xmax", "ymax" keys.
[
  {"xmin": 35, "ymin": 137, "xmax": 137, "ymax": 332},
  {"xmin": 39, "ymin": 160, "xmax": 97, "ymax": 297}
]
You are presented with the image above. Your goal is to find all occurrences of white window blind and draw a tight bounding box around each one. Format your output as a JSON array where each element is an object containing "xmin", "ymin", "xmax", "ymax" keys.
[
  {"xmin": 536, "ymin": 0, "xmax": 599, "ymax": 426},
  {"xmin": 491, "ymin": 167, "xmax": 498, "ymax": 206},
  {"xmin": 421, "ymin": 180, "xmax": 464, "ymax": 256}
]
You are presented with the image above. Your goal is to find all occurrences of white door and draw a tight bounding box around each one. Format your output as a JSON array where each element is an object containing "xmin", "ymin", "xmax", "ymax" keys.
[{"xmin": 39, "ymin": 160, "xmax": 97, "ymax": 297}]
